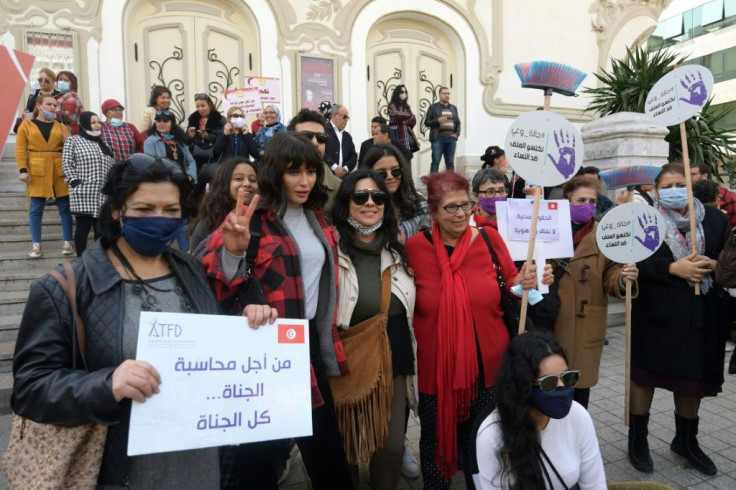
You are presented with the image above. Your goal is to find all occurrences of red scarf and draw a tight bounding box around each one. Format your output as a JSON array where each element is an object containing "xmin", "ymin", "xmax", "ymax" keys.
[
  {"xmin": 473, "ymin": 210, "xmax": 497, "ymax": 230},
  {"xmin": 431, "ymin": 221, "xmax": 479, "ymax": 480},
  {"xmin": 573, "ymin": 219, "xmax": 595, "ymax": 247}
]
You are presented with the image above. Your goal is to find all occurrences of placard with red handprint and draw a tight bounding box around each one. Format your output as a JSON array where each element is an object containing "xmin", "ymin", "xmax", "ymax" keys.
[
  {"xmin": 504, "ymin": 110, "xmax": 584, "ymax": 187},
  {"xmin": 644, "ymin": 65, "xmax": 714, "ymax": 127}
]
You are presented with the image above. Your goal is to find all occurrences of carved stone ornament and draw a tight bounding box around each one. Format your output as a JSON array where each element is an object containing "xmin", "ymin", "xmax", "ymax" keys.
[
  {"xmin": 589, "ymin": 0, "xmax": 672, "ymax": 39},
  {"xmin": 0, "ymin": 0, "xmax": 103, "ymax": 41}
]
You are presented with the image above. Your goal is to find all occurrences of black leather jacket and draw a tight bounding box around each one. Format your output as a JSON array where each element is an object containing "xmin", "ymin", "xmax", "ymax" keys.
[{"xmin": 11, "ymin": 241, "xmax": 221, "ymax": 486}]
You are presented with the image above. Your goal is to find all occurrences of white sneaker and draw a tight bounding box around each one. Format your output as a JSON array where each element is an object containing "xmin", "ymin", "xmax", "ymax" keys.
[
  {"xmin": 401, "ymin": 439, "xmax": 420, "ymax": 478},
  {"xmin": 29, "ymin": 243, "xmax": 42, "ymax": 258},
  {"xmin": 61, "ymin": 241, "xmax": 75, "ymax": 256}
]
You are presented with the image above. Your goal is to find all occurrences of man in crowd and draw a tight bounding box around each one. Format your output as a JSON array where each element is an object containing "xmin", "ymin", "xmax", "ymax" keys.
[
  {"xmin": 324, "ymin": 103, "xmax": 357, "ymax": 178},
  {"xmin": 100, "ymin": 98, "xmax": 140, "ymax": 161},
  {"xmin": 287, "ymin": 108, "xmax": 342, "ymax": 211},
  {"xmin": 690, "ymin": 162, "xmax": 736, "ymax": 226},
  {"xmin": 358, "ymin": 117, "xmax": 412, "ymax": 166},
  {"xmin": 424, "ymin": 86, "xmax": 460, "ymax": 172}
]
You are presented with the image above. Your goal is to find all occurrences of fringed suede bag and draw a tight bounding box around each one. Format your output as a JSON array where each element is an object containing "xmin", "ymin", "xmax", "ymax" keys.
[{"xmin": 328, "ymin": 269, "xmax": 393, "ymax": 465}]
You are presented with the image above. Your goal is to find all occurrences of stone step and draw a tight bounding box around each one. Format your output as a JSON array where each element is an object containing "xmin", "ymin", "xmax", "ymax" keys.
[
  {"xmin": 0, "ymin": 340, "xmax": 14, "ymax": 373},
  {"xmin": 0, "ymin": 315, "xmax": 22, "ymax": 343},
  {"xmin": 0, "ymin": 157, "xmax": 24, "ymax": 193},
  {"xmin": 0, "ymin": 372, "xmax": 12, "ymax": 415},
  {"xmin": 0, "ymin": 205, "xmax": 32, "ymax": 219},
  {"xmin": 0, "ymin": 291, "xmax": 30, "ymax": 317},
  {"xmin": 0, "ymin": 234, "xmax": 71, "ymax": 253},
  {"xmin": 0, "ymin": 251, "xmax": 73, "ymax": 272},
  {"xmin": 607, "ymin": 297, "xmax": 626, "ymax": 327},
  {"xmin": 0, "ymin": 192, "xmax": 28, "ymax": 208},
  {"xmin": 0, "ymin": 271, "xmax": 38, "ymax": 294},
  {"xmin": 0, "ymin": 217, "xmax": 64, "ymax": 236}
]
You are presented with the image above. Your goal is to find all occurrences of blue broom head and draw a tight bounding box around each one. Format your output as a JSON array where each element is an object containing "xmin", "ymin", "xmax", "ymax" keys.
[
  {"xmin": 514, "ymin": 61, "xmax": 587, "ymax": 97},
  {"xmin": 599, "ymin": 165, "xmax": 662, "ymax": 190}
]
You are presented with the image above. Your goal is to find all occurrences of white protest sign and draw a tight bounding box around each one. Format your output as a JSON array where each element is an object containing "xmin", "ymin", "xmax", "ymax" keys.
[
  {"xmin": 596, "ymin": 203, "xmax": 664, "ymax": 264},
  {"xmin": 221, "ymin": 87, "xmax": 262, "ymax": 115},
  {"xmin": 496, "ymin": 199, "xmax": 574, "ymax": 293},
  {"xmin": 504, "ymin": 110, "xmax": 583, "ymax": 187},
  {"xmin": 128, "ymin": 313, "xmax": 312, "ymax": 456},
  {"xmin": 507, "ymin": 199, "xmax": 561, "ymax": 242},
  {"xmin": 645, "ymin": 65, "xmax": 713, "ymax": 127},
  {"xmin": 245, "ymin": 76, "xmax": 281, "ymax": 104}
]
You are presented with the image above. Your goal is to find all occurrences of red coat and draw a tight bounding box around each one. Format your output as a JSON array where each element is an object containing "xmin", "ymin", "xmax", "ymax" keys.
[{"xmin": 406, "ymin": 227, "xmax": 517, "ymax": 394}]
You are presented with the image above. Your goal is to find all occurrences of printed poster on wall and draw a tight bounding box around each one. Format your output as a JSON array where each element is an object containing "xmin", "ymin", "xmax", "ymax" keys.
[
  {"xmin": 245, "ymin": 76, "xmax": 281, "ymax": 104},
  {"xmin": 221, "ymin": 87, "xmax": 262, "ymax": 115},
  {"xmin": 299, "ymin": 56, "xmax": 335, "ymax": 110},
  {"xmin": 128, "ymin": 313, "xmax": 311, "ymax": 456}
]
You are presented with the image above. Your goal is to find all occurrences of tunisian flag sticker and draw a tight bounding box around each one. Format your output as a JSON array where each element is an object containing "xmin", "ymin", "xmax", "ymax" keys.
[
  {"xmin": 547, "ymin": 202, "xmax": 558, "ymax": 210},
  {"xmin": 278, "ymin": 324, "xmax": 305, "ymax": 344}
]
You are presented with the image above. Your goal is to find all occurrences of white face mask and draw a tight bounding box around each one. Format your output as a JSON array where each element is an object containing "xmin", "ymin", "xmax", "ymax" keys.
[
  {"xmin": 399, "ymin": 93, "xmax": 408, "ymax": 101},
  {"xmin": 231, "ymin": 117, "xmax": 245, "ymax": 129},
  {"xmin": 87, "ymin": 130, "xmax": 101, "ymax": 137}
]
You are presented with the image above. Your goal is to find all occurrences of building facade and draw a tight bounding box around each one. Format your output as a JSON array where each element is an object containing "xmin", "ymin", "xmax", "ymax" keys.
[{"xmin": 1, "ymin": 0, "xmax": 674, "ymax": 180}]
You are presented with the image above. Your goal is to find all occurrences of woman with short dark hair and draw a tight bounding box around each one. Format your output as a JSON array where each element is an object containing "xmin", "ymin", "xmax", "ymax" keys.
[
  {"xmin": 473, "ymin": 332, "xmax": 606, "ymax": 489},
  {"xmin": 137, "ymin": 85, "xmax": 173, "ymax": 133},
  {"xmin": 12, "ymin": 154, "xmax": 275, "ymax": 488}
]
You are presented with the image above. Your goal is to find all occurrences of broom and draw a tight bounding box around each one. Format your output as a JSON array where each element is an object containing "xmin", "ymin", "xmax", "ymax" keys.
[
  {"xmin": 599, "ymin": 165, "xmax": 662, "ymax": 190},
  {"xmin": 513, "ymin": 61, "xmax": 587, "ymax": 334}
]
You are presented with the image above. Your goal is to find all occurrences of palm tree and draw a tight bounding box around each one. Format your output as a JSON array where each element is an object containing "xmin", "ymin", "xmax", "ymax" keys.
[{"xmin": 584, "ymin": 45, "xmax": 736, "ymax": 178}]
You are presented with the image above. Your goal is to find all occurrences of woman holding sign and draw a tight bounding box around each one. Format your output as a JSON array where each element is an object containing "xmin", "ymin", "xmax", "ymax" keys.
[
  {"xmin": 202, "ymin": 132, "xmax": 353, "ymax": 489},
  {"xmin": 406, "ymin": 171, "xmax": 550, "ymax": 488},
  {"xmin": 628, "ymin": 163, "xmax": 730, "ymax": 476},
  {"xmin": 11, "ymin": 154, "xmax": 275, "ymax": 487},
  {"xmin": 551, "ymin": 176, "xmax": 639, "ymax": 409}
]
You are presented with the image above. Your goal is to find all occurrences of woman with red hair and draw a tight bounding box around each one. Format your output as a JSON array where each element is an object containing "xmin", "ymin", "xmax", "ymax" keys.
[
  {"xmin": 405, "ymin": 171, "xmax": 552, "ymax": 487},
  {"xmin": 55, "ymin": 70, "xmax": 84, "ymax": 135}
]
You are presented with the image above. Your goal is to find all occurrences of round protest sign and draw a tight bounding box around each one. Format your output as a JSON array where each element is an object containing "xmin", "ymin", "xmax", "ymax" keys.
[
  {"xmin": 645, "ymin": 65, "xmax": 713, "ymax": 127},
  {"xmin": 504, "ymin": 110, "xmax": 583, "ymax": 187},
  {"xmin": 596, "ymin": 203, "xmax": 664, "ymax": 264}
]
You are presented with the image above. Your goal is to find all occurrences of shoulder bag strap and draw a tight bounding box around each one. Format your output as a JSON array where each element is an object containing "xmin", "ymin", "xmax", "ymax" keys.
[
  {"xmin": 540, "ymin": 446, "xmax": 571, "ymax": 490},
  {"xmin": 478, "ymin": 228, "xmax": 507, "ymax": 289},
  {"xmin": 378, "ymin": 268, "xmax": 392, "ymax": 315},
  {"xmin": 48, "ymin": 261, "xmax": 87, "ymax": 370}
]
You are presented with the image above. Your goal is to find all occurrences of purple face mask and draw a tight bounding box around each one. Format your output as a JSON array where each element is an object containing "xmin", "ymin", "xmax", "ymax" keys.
[
  {"xmin": 569, "ymin": 202, "xmax": 595, "ymax": 224},
  {"xmin": 479, "ymin": 196, "xmax": 506, "ymax": 216}
]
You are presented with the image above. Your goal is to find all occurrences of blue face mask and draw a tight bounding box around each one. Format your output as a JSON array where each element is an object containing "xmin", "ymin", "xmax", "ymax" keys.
[
  {"xmin": 41, "ymin": 110, "xmax": 57, "ymax": 121},
  {"xmin": 658, "ymin": 187, "xmax": 688, "ymax": 210},
  {"xmin": 530, "ymin": 386, "xmax": 575, "ymax": 419},
  {"xmin": 160, "ymin": 133, "xmax": 175, "ymax": 140},
  {"xmin": 121, "ymin": 216, "xmax": 183, "ymax": 257},
  {"xmin": 57, "ymin": 81, "xmax": 70, "ymax": 91},
  {"xmin": 110, "ymin": 118, "xmax": 124, "ymax": 128}
]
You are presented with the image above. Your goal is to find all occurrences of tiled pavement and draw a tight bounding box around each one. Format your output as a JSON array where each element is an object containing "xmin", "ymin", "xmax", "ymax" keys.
[{"xmin": 0, "ymin": 326, "xmax": 733, "ymax": 489}]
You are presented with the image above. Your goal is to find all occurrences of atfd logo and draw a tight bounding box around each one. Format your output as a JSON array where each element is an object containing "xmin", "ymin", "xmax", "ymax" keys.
[{"xmin": 278, "ymin": 324, "xmax": 305, "ymax": 344}]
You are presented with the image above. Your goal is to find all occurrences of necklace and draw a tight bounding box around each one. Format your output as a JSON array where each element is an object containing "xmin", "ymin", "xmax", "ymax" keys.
[
  {"xmin": 112, "ymin": 243, "xmax": 193, "ymax": 313},
  {"xmin": 162, "ymin": 136, "xmax": 179, "ymax": 160}
]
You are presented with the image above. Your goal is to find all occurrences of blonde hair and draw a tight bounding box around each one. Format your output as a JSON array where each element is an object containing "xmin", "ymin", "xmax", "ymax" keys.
[{"xmin": 38, "ymin": 68, "xmax": 56, "ymax": 83}]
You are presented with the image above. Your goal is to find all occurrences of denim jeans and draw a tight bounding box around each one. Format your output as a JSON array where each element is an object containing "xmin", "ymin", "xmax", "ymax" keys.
[
  {"xmin": 29, "ymin": 196, "xmax": 73, "ymax": 243},
  {"xmin": 430, "ymin": 135, "xmax": 457, "ymax": 173}
]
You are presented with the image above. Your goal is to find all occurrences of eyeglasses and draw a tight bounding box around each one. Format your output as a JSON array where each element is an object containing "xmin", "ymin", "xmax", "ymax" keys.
[
  {"xmin": 338, "ymin": 114, "xmax": 350, "ymax": 121},
  {"xmin": 440, "ymin": 200, "xmax": 475, "ymax": 214},
  {"xmin": 298, "ymin": 130, "xmax": 328, "ymax": 144},
  {"xmin": 38, "ymin": 78, "xmax": 52, "ymax": 83},
  {"xmin": 351, "ymin": 190, "xmax": 387, "ymax": 206},
  {"xmin": 125, "ymin": 154, "xmax": 183, "ymax": 175},
  {"xmin": 194, "ymin": 93, "xmax": 210, "ymax": 100},
  {"xmin": 376, "ymin": 167, "xmax": 402, "ymax": 180},
  {"xmin": 477, "ymin": 188, "xmax": 507, "ymax": 197},
  {"xmin": 230, "ymin": 114, "xmax": 244, "ymax": 119},
  {"xmin": 534, "ymin": 370, "xmax": 581, "ymax": 393},
  {"xmin": 263, "ymin": 110, "xmax": 276, "ymax": 115}
]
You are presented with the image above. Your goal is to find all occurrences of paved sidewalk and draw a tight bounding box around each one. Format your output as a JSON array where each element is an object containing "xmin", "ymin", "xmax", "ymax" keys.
[{"xmin": 0, "ymin": 326, "xmax": 733, "ymax": 489}]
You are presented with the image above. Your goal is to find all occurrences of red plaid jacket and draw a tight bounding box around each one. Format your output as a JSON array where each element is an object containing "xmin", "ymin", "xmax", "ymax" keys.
[
  {"xmin": 55, "ymin": 91, "xmax": 84, "ymax": 135},
  {"xmin": 101, "ymin": 121, "xmax": 140, "ymax": 161},
  {"xmin": 202, "ymin": 207, "xmax": 348, "ymax": 407}
]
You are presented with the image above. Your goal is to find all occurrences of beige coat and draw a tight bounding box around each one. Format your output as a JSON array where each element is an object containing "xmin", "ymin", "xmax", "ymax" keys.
[
  {"xmin": 337, "ymin": 246, "xmax": 418, "ymax": 411},
  {"xmin": 552, "ymin": 224, "xmax": 638, "ymax": 388},
  {"xmin": 15, "ymin": 118, "xmax": 70, "ymax": 198}
]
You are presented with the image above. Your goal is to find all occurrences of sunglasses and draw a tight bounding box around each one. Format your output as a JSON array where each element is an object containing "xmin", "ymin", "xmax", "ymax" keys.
[
  {"xmin": 441, "ymin": 200, "xmax": 476, "ymax": 214},
  {"xmin": 339, "ymin": 114, "xmax": 350, "ymax": 121},
  {"xmin": 298, "ymin": 130, "xmax": 328, "ymax": 144},
  {"xmin": 38, "ymin": 78, "xmax": 52, "ymax": 83},
  {"xmin": 155, "ymin": 109, "xmax": 173, "ymax": 118},
  {"xmin": 126, "ymin": 154, "xmax": 183, "ymax": 175},
  {"xmin": 230, "ymin": 114, "xmax": 244, "ymax": 119},
  {"xmin": 376, "ymin": 167, "xmax": 402, "ymax": 180},
  {"xmin": 534, "ymin": 370, "xmax": 581, "ymax": 393},
  {"xmin": 351, "ymin": 190, "xmax": 387, "ymax": 206}
]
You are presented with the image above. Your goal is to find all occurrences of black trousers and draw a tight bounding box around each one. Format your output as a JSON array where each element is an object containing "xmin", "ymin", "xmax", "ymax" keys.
[{"xmin": 74, "ymin": 214, "xmax": 98, "ymax": 256}]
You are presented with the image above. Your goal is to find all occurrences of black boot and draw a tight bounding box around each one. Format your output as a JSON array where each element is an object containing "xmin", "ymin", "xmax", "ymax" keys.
[
  {"xmin": 670, "ymin": 412, "xmax": 717, "ymax": 475},
  {"xmin": 628, "ymin": 413, "xmax": 653, "ymax": 473}
]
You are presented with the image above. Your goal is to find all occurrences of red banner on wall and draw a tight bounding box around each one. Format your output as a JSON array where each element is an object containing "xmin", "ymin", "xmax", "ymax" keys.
[{"xmin": 0, "ymin": 46, "xmax": 35, "ymax": 157}]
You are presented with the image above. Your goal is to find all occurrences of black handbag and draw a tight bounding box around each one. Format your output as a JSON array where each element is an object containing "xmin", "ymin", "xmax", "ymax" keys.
[
  {"xmin": 478, "ymin": 228, "xmax": 534, "ymax": 338},
  {"xmin": 527, "ymin": 258, "xmax": 569, "ymax": 331}
]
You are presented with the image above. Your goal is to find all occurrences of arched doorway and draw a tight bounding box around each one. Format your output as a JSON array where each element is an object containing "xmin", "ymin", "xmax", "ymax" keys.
[
  {"xmin": 125, "ymin": 0, "xmax": 260, "ymax": 125},
  {"xmin": 367, "ymin": 18, "xmax": 460, "ymax": 180}
]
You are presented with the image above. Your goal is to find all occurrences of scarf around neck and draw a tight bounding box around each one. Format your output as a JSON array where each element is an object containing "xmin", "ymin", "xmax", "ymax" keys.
[
  {"xmin": 78, "ymin": 111, "xmax": 114, "ymax": 158},
  {"xmin": 431, "ymin": 221, "xmax": 478, "ymax": 480},
  {"xmin": 656, "ymin": 199, "xmax": 711, "ymax": 293}
]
